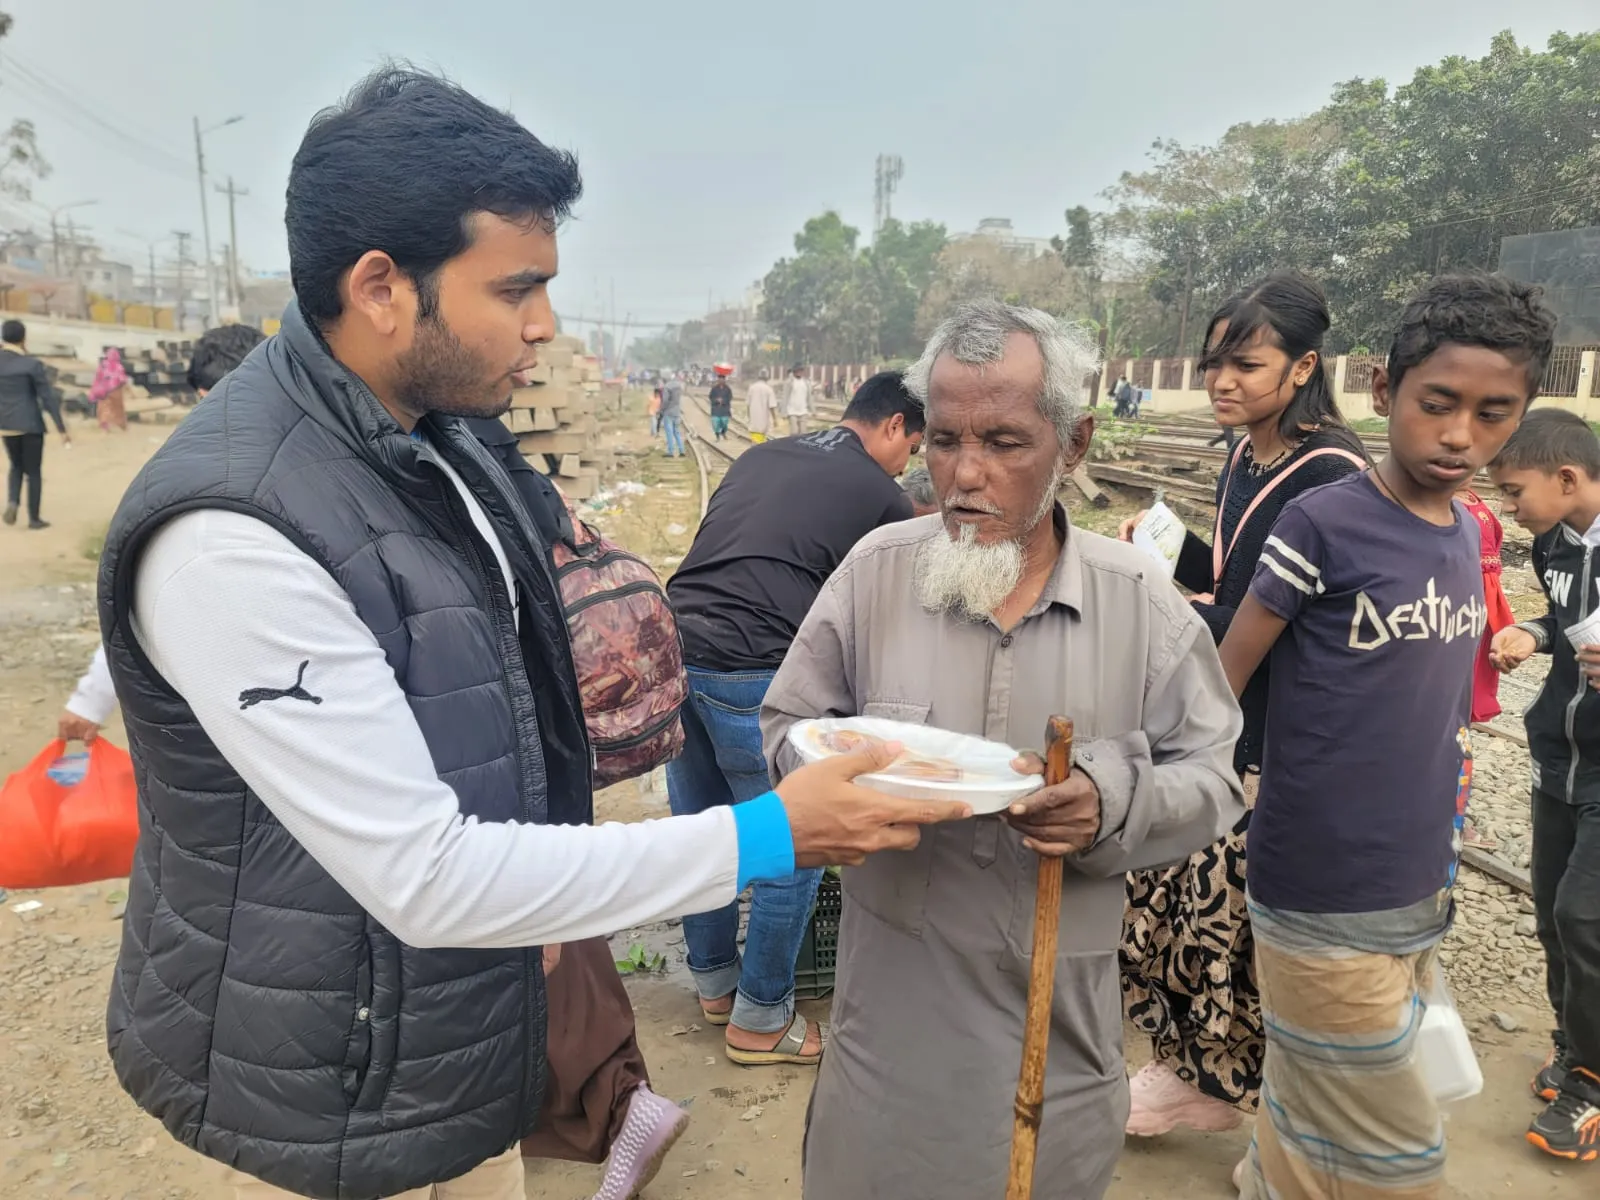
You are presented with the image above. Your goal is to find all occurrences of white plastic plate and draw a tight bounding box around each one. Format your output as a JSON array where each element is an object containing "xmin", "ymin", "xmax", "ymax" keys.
[{"xmin": 787, "ymin": 716, "xmax": 1044, "ymax": 814}]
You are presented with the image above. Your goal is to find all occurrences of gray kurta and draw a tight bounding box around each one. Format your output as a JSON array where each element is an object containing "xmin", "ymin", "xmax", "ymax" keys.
[{"xmin": 761, "ymin": 509, "xmax": 1244, "ymax": 1200}]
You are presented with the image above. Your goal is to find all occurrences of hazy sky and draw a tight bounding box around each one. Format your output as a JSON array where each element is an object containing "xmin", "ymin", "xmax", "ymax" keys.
[{"xmin": 5, "ymin": 1, "xmax": 1594, "ymax": 334}]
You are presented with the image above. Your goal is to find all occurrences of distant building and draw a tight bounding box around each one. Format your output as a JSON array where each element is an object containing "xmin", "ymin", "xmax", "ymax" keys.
[
  {"xmin": 69, "ymin": 248, "xmax": 136, "ymax": 303},
  {"xmin": 1500, "ymin": 227, "xmax": 1600, "ymax": 343},
  {"xmin": 703, "ymin": 282, "xmax": 765, "ymax": 363},
  {"xmin": 239, "ymin": 271, "xmax": 296, "ymax": 327},
  {"xmin": 954, "ymin": 217, "xmax": 1055, "ymax": 260}
]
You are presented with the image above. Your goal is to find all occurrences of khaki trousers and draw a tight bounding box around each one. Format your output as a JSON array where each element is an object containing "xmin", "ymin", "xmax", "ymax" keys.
[{"xmin": 223, "ymin": 1145, "xmax": 524, "ymax": 1199}]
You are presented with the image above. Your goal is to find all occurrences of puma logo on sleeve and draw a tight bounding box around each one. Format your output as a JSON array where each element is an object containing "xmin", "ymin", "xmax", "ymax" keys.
[{"xmin": 238, "ymin": 660, "xmax": 324, "ymax": 710}]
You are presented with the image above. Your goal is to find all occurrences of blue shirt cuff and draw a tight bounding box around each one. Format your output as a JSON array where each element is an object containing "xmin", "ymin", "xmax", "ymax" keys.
[{"xmin": 732, "ymin": 791, "xmax": 796, "ymax": 890}]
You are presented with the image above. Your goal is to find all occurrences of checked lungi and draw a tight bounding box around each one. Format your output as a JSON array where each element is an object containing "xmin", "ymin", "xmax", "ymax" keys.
[{"xmin": 1239, "ymin": 900, "xmax": 1448, "ymax": 1200}]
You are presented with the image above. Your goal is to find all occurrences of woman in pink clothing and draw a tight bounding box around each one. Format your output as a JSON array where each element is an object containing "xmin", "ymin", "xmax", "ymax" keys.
[{"xmin": 88, "ymin": 347, "xmax": 128, "ymax": 431}]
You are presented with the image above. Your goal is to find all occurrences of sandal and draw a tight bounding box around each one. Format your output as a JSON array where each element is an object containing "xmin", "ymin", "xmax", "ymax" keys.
[
  {"xmin": 724, "ymin": 1013, "xmax": 826, "ymax": 1067},
  {"xmin": 699, "ymin": 994, "xmax": 733, "ymax": 1027}
]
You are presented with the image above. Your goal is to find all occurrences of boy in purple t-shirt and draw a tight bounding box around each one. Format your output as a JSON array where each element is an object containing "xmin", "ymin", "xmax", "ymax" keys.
[{"xmin": 1219, "ymin": 274, "xmax": 1557, "ymax": 1200}]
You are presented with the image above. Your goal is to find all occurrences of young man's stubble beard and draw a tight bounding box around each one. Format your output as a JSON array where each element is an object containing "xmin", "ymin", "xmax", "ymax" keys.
[{"xmin": 393, "ymin": 310, "xmax": 513, "ymax": 420}]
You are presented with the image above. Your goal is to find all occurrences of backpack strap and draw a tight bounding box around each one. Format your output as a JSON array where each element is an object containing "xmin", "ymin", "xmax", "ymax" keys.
[{"xmin": 1210, "ymin": 444, "xmax": 1366, "ymax": 583}]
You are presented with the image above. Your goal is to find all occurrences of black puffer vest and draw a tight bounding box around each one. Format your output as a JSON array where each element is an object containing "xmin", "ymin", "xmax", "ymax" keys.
[{"xmin": 97, "ymin": 303, "xmax": 593, "ymax": 1199}]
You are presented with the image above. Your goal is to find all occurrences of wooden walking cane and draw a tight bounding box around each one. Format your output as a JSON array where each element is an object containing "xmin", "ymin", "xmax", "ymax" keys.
[{"xmin": 1005, "ymin": 716, "xmax": 1074, "ymax": 1200}]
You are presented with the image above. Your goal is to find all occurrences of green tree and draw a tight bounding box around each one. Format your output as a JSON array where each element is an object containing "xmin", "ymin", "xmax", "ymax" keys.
[
  {"xmin": 1104, "ymin": 30, "xmax": 1600, "ymax": 353},
  {"xmin": 858, "ymin": 217, "xmax": 947, "ymax": 358},
  {"xmin": 760, "ymin": 211, "xmax": 862, "ymax": 360},
  {"xmin": 760, "ymin": 213, "xmax": 947, "ymax": 362},
  {"xmin": 0, "ymin": 13, "xmax": 48, "ymax": 201},
  {"xmin": 1059, "ymin": 205, "xmax": 1099, "ymax": 272}
]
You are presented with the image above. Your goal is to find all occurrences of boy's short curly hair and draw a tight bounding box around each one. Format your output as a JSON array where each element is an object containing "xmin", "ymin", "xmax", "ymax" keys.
[
  {"xmin": 1386, "ymin": 272, "xmax": 1557, "ymax": 399},
  {"xmin": 187, "ymin": 323, "xmax": 266, "ymax": 392}
]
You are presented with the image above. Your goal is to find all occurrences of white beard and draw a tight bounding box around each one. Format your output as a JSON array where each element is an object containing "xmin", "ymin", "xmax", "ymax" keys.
[
  {"xmin": 913, "ymin": 467, "xmax": 1063, "ymax": 621},
  {"xmin": 914, "ymin": 520, "xmax": 1025, "ymax": 620}
]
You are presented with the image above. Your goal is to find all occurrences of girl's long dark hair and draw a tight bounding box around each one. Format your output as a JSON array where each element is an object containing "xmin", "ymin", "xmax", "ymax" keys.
[{"xmin": 1196, "ymin": 271, "xmax": 1366, "ymax": 459}]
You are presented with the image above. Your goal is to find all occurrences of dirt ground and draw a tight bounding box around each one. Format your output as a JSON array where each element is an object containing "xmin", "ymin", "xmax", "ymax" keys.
[{"xmin": 0, "ymin": 406, "xmax": 1590, "ymax": 1199}]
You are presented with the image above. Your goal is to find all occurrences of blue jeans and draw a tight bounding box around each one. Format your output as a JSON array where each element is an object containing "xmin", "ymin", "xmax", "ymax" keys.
[
  {"xmin": 666, "ymin": 667, "xmax": 821, "ymax": 1034},
  {"xmin": 661, "ymin": 413, "xmax": 683, "ymax": 457}
]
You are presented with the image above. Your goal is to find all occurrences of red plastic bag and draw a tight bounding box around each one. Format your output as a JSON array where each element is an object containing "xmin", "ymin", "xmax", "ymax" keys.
[{"xmin": 0, "ymin": 738, "xmax": 139, "ymax": 889}]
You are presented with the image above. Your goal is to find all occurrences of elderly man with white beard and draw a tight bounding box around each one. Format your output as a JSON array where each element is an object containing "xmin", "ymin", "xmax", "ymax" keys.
[{"xmin": 760, "ymin": 299, "xmax": 1245, "ymax": 1200}]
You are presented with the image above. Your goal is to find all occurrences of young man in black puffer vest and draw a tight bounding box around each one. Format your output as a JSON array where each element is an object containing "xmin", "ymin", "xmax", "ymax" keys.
[{"xmin": 96, "ymin": 67, "xmax": 966, "ymax": 1200}]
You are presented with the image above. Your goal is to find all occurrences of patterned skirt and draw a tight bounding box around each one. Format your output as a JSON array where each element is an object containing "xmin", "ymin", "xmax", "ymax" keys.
[{"xmin": 1121, "ymin": 796, "xmax": 1262, "ymax": 1110}]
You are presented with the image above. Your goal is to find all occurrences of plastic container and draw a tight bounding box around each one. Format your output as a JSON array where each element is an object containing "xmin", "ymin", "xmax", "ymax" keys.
[
  {"xmin": 794, "ymin": 873, "xmax": 842, "ymax": 1000},
  {"xmin": 787, "ymin": 717, "xmax": 1043, "ymax": 815},
  {"xmin": 1416, "ymin": 967, "xmax": 1483, "ymax": 1105}
]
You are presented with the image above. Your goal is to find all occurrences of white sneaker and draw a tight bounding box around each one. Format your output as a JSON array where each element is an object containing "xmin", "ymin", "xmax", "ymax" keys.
[{"xmin": 1125, "ymin": 1060, "xmax": 1244, "ymax": 1136}]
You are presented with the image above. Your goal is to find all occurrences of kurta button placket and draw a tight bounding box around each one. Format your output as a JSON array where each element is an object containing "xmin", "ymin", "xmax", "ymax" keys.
[{"xmin": 987, "ymin": 626, "xmax": 1016, "ymax": 743}]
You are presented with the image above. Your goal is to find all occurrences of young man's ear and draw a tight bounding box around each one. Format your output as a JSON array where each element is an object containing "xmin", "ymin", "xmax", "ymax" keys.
[
  {"xmin": 1560, "ymin": 466, "xmax": 1582, "ymax": 494},
  {"xmin": 341, "ymin": 250, "xmax": 410, "ymax": 338},
  {"xmin": 1371, "ymin": 365, "xmax": 1392, "ymax": 418}
]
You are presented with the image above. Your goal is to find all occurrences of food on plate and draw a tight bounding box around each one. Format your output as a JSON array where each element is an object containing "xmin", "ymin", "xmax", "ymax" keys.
[
  {"xmin": 880, "ymin": 755, "xmax": 964, "ymax": 783},
  {"xmin": 788, "ymin": 716, "xmax": 1041, "ymax": 814},
  {"xmin": 816, "ymin": 728, "xmax": 888, "ymax": 755}
]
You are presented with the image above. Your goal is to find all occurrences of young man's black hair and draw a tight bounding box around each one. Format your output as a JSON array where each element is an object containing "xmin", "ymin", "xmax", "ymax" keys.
[
  {"xmin": 186, "ymin": 324, "xmax": 267, "ymax": 393},
  {"xmin": 1386, "ymin": 272, "xmax": 1557, "ymax": 397},
  {"xmin": 286, "ymin": 64, "xmax": 582, "ymax": 327},
  {"xmin": 2, "ymin": 318, "xmax": 24, "ymax": 345},
  {"xmin": 843, "ymin": 369, "xmax": 926, "ymax": 434}
]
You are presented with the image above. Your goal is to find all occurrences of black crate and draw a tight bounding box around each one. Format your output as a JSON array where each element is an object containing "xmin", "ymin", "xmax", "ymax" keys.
[{"xmin": 794, "ymin": 873, "xmax": 842, "ymax": 999}]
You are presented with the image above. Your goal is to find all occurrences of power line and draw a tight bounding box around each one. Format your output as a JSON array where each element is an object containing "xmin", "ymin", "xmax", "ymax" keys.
[
  {"xmin": 0, "ymin": 54, "xmax": 194, "ymax": 181},
  {"xmin": 1, "ymin": 54, "xmax": 192, "ymax": 169}
]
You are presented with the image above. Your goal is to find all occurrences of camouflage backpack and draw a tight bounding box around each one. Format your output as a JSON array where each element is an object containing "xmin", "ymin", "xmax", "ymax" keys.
[{"xmin": 550, "ymin": 493, "xmax": 687, "ymax": 786}]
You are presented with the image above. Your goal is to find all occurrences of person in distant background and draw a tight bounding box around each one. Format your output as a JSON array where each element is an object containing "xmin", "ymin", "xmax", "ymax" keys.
[
  {"xmin": 784, "ymin": 362, "xmax": 811, "ymax": 436},
  {"xmin": 58, "ymin": 323, "xmax": 268, "ymax": 744},
  {"xmin": 659, "ymin": 370, "xmax": 685, "ymax": 457},
  {"xmin": 708, "ymin": 373, "xmax": 733, "ymax": 440},
  {"xmin": 746, "ymin": 367, "xmax": 776, "ymax": 443},
  {"xmin": 1112, "ymin": 372, "xmax": 1134, "ymax": 418},
  {"xmin": 90, "ymin": 347, "xmax": 130, "ymax": 431},
  {"xmin": 900, "ymin": 464, "xmax": 938, "ymax": 517},
  {"xmin": 0, "ymin": 318, "xmax": 68, "ymax": 530}
]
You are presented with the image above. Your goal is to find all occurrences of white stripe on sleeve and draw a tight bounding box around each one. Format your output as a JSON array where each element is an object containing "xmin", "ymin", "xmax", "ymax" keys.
[
  {"xmin": 1264, "ymin": 534, "xmax": 1321, "ymax": 579},
  {"xmin": 1259, "ymin": 551, "xmax": 1315, "ymax": 595}
]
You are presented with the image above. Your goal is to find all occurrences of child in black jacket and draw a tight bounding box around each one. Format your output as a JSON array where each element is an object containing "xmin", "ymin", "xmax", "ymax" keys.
[{"xmin": 1490, "ymin": 407, "xmax": 1600, "ymax": 1162}]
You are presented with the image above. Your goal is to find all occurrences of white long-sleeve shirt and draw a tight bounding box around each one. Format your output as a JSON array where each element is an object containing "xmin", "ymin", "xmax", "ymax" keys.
[
  {"xmin": 127, "ymin": 440, "xmax": 792, "ymax": 950},
  {"xmin": 65, "ymin": 643, "xmax": 119, "ymax": 725}
]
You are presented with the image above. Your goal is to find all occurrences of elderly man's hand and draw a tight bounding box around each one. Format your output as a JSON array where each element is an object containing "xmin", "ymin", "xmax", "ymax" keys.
[{"xmin": 1006, "ymin": 753, "xmax": 1101, "ymax": 856}]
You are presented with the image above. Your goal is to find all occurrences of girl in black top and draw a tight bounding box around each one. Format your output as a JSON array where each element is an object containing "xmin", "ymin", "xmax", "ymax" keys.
[{"xmin": 1118, "ymin": 272, "xmax": 1367, "ymax": 1136}]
